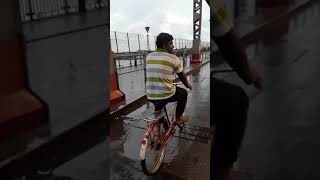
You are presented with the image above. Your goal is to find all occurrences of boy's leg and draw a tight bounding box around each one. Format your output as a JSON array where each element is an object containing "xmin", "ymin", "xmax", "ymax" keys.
[
  {"xmin": 211, "ymin": 77, "xmax": 249, "ymax": 179},
  {"xmin": 166, "ymin": 87, "xmax": 188, "ymax": 123},
  {"xmin": 149, "ymin": 99, "xmax": 169, "ymax": 129}
]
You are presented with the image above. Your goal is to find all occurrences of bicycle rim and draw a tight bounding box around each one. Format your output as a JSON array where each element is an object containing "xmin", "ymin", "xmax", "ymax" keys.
[{"xmin": 141, "ymin": 122, "xmax": 166, "ymax": 175}]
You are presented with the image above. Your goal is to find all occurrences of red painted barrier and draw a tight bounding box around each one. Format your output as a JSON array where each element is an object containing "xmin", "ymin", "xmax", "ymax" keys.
[
  {"xmin": 109, "ymin": 50, "xmax": 125, "ymax": 106},
  {"xmin": 0, "ymin": 35, "xmax": 48, "ymax": 140},
  {"xmin": 110, "ymin": 73, "xmax": 125, "ymax": 105}
]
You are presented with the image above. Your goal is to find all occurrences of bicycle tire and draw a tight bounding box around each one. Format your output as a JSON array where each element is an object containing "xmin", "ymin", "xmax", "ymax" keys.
[{"xmin": 140, "ymin": 121, "xmax": 166, "ymax": 175}]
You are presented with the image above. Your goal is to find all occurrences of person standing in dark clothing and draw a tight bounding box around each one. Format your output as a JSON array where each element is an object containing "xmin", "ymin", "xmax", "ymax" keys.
[{"xmin": 207, "ymin": 0, "xmax": 263, "ymax": 179}]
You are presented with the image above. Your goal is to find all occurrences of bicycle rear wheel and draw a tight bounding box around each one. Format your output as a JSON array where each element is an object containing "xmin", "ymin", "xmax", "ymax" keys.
[{"xmin": 140, "ymin": 121, "xmax": 166, "ymax": 175}]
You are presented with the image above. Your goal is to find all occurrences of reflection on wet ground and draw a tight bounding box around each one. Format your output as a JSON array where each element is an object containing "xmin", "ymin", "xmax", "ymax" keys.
[{"xmin": 54, "ymin": 143, "xmax": 108, "ymax": 180}]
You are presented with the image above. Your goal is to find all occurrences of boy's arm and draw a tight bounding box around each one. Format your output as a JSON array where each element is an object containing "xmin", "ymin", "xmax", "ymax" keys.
[{"xmin": 177, "ymin": 72, "xmax": 192, "ymax": 90}]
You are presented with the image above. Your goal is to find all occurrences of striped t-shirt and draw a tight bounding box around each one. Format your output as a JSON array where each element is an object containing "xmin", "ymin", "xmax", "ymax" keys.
[{"xmin": 145, "ymin": 48, "xmax": 183, "ymax": 100}]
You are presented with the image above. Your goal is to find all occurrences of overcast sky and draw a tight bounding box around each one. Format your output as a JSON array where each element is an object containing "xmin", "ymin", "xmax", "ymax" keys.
[{"xmin": 110, "ymin": 0, "xmax": 210, "ymax": 42}]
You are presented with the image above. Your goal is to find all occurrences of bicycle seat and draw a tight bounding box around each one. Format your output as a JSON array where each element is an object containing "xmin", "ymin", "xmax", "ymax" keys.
[{"xmin": 144, "ymin": 109, "xmax": 165, "ymax": 122}]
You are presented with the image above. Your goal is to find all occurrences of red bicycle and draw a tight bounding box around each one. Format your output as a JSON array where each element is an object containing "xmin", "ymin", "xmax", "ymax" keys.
[{"xmin": 140, "ymin": 84, "xmax": 188, "ymax": 175}]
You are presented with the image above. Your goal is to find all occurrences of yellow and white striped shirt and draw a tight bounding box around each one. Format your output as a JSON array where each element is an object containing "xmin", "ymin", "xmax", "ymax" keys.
[{"xmin": 145, "ymin": 49, "xmax": 183, "ymax": 100}]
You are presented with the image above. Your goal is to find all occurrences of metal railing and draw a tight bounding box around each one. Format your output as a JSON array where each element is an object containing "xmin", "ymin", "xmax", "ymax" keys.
[
  {"xmin": 110, "ymin": 31, "xmax": 210, "ymax": 54},
  {"xmin": 19, "ymin": 0, "xmax": 108, "ymax": 22},
  {"xmin": 111, "ymin": 31, "xmax": 210, "ymax": 69}
]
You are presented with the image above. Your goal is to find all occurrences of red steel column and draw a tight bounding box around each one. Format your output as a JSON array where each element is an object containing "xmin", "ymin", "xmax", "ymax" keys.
[{"xmin": 109, "ymin": 46, "xmax": 125, "ymax": 106}]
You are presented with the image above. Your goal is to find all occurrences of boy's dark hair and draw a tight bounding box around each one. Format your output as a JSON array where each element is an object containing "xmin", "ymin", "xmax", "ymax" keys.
[{"xmin": 156, "ymin": 33, "xmax": 173, "ymax": 48}]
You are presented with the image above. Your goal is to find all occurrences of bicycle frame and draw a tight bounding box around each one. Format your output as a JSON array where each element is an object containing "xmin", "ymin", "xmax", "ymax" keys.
[{"xmin": 140, "ymin": 103, "xmax": 177, "ymax": 160}]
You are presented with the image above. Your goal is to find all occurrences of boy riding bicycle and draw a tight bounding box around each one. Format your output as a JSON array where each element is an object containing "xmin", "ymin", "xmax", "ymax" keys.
[{"xmin": 145, "ymin": 32, "xmax": 192, "ymax": 125}]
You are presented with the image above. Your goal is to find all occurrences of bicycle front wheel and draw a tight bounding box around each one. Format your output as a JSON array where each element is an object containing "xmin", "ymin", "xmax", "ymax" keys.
[{"xmin": 140, "ymin": 121, "xmax": 166, "ymax": 175}]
